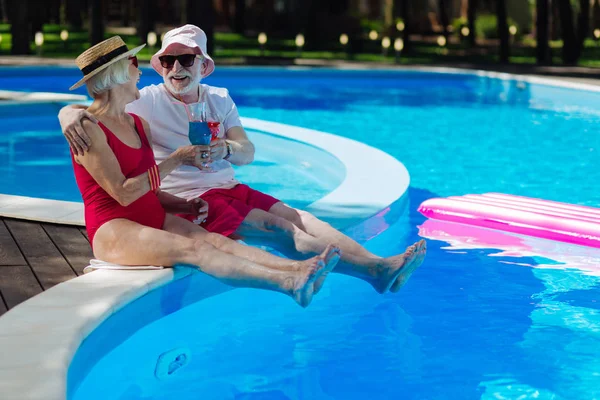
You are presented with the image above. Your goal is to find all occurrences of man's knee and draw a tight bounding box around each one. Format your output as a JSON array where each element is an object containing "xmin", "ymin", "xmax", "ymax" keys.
[
  {"xmin": 262, "ymin": 213, "xmax": 292, "ymax": 232},
  {"xmin": 243, "ymin": 209, "xmax": 288, "ymax": 232},
  {"xmin": 294, "ymin": 209, "xmax": 327, "ymax": 230},
  {"xmin": 277, "ymin": 207, "xmax": 304, "ymax": 228}
]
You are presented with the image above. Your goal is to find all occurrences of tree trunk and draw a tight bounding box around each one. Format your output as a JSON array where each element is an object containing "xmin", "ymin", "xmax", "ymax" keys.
[
  {"xmin": 234, "ymin": 0, "xmax": 245, "ymax": 34},
  {"xmin": 594, "ymin": 0, "xmax": 600, "ymax": 30},
  {"xmin": 557, "ymin": 0, "xmax": 578, "ymax": 64},
  {"xmin": 383, "ymin": 0, "xmax": 393, "ymax": 29},
  {"xmin": 10, "ymin": 0, "xmax": 30, "ymax": 55},
  {"xmin": 137, "ymin": 0, "xmax": 155, "ymax": 44},
  {"xmin": 222, "ymin": 0, "xmax": 232, "ymax": 31},
  {"xmin": 260, "ymin": 0, "xmax": 275, "ymax": 33},
  {"xmin": 536, "ymin": 0, "xmax": 550, "ymax": 64},
  {"xmin": 121, "ymin": 0, "xmax": 130, "ymax": 27},
  {"xmin": 304, "ymin": 0, "xmax": 322, "ymax": 50},
  {"xmin": 497, "ymin": 0, "xmax": 509, "ymax": 63},
  {"xmin": 29, "ymin": 0, "xmax": 47, "ymax": 39},
  {"xmin": 66, "ymin": 0, "xmax": 82, "ymax": 29},
  {"xmin": 0, "ymin": 0, "xmax": 8, "ymax": 22},
  {"xmin": 576, "ymin": 0, "xmax": 590, "ymax": 56},
  {"xmin": 467, "ymin": 0, "xmax": 477, "ymax": 47},
  {"xmin": 550, "ymin": 0, "xmax": 560, "ymax": 40},
  {"xmin": 367, "ymin": 0, "xmax": 379, "ymax": 19},
  {"xmin": 89, "ymin": 0, "xmax": 104, "ymax": 45},
  {"xmin": 401, "ymin": 0, "xmax": 411, "ymax": 53},
  {"xmin": 187, "ymin": 0, "xmax": 215, "ymax": 55},
  {"xmin": 438, "ymin": 0, "xmax": 449, "ymax": 40}
]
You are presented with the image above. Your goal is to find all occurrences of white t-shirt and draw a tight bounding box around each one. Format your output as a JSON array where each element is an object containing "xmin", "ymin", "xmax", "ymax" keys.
[{"xmin": 126, "ymin": 83, "xmax": 242, "ymax": 198}]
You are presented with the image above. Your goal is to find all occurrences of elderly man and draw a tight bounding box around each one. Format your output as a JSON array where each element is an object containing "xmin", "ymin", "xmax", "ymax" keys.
[{"xmin": 59, "ymin": 24, "xmax": 426, "ymax": 294}]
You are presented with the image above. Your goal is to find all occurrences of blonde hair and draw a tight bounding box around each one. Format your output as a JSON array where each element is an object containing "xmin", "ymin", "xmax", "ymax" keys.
[{"xmin": 86, "ymin": 58, "xmax": 131, "ymax": 97}]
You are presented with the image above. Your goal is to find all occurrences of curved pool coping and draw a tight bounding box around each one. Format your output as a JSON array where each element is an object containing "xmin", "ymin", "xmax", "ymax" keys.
[
  {"xmin": 0, "ymin": 117, "xmax": 408, "ymax": 399},
  {"xmin": 1, "ymin": 65, "xmax": 596, "ymax": 400},
  {"xmin": 0, "ymin": 117, "xmax": 407, "ymax": 229}
]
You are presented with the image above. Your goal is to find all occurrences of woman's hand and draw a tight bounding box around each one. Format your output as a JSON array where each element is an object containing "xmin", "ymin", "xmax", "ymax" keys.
[
  {"xmin": 188, "ymin": 198, "xmax": 209, "ymax": 224},
  {"xmin": 175, "ymin": 145, "xmax": 212, "ymax": 170},
  {"xmin": 58, "ymin": 107, "xmax": 98, "ymax": 156}
]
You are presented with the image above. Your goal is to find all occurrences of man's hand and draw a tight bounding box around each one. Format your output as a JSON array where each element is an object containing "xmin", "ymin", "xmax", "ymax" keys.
[
  {"xmin": 209, "ymin": 138, "xmax": 227, "ymax": 161},
  {"xmin": 58, "ymin": 106, "xmax": 97, "ymax": 156},
  {"xmin": 174, "ymin": 145, "xmax": 212, "ymax": 170},
  {"xmin": 187, "ymin": 197, "xmax": 209, "ymax": 224}
]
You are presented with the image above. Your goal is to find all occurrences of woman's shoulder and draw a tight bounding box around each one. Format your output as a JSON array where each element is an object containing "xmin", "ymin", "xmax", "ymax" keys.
[
  {"xmin": 128, "ymin": 113, "xmax": 152, "ymax": 141},
  {"xmin": 82, "ymin": 117, "xmax": 105, "ymax": 137}
]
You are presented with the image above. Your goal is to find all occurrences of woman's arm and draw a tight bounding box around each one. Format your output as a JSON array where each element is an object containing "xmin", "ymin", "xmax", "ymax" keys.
[{"xmin": 76, "ymin": 119, "xmax": 199, "ymax": 207}]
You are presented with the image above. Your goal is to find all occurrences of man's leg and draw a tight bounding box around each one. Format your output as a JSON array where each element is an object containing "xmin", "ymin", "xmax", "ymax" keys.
[
  {"xmin": 198, "ymin": 185, "xmax": 427, "ymax": 293},
  {"xmin": 267, "ymin": 202, "xmax": 427, "ymax": 292},
  {"xmin": 236, "ymin": 208, "xmax": 427, "ymax": 294},
  {"xmin": 268, "ymin": 202, "xmax": 380, "ymax": 259}
]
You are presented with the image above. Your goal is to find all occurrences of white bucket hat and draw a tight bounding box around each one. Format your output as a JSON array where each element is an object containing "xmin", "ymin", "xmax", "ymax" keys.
[{"xmin": 150, "ymin": 24, "xmax": 215, "ymax": 78}]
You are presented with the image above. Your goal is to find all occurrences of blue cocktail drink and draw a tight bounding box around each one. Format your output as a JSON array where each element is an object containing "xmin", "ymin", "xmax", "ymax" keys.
[{"xmin": 189, "ymin": 121, "xmax": 212, "ymax": 145}]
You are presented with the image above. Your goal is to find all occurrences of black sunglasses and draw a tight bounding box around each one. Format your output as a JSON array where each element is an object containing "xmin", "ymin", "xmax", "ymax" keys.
[
  {"xmin": 158, "ymin": 54, "xmax": 201, "ymax": 69},
  {"xmin": 128, "ymin": 55, "xmax": 138, "ymax": 68}
]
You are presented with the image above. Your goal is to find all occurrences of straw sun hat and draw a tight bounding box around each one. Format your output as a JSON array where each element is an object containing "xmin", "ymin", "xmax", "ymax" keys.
[{"xmin": 69, "ymin": 36, "xmax": 145, "ymax": 91}]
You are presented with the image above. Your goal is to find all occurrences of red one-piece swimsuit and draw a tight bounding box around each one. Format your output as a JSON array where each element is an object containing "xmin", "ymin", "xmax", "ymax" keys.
[{"xmin": 71, "ymin": 113, "xmax": 166, "ymax": 248}]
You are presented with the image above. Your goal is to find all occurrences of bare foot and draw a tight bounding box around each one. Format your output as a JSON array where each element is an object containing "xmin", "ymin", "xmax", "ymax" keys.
[
  {"xmin": 314, "ymin": 245, "xmax": 342, "ymax": 294},
  {"xmin": 389, "ymin": 239, "xmax": 427, "ymax": 293},
  {"xmin": 370, "ymin": 239, "xmax": 426, "ymax": 294},
  {"xmin": 290, "ymin": 245, "xmax": 340, "ymax": 307}
]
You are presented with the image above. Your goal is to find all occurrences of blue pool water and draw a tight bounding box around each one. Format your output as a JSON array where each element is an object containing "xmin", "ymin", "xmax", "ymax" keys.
[
  {"xmin": 3, "ymin": 67, "xmax": 600, "ymax": 399},
  {"xmin": 0, "ymin": 101, "xmax": 335, "ymax": 210}
]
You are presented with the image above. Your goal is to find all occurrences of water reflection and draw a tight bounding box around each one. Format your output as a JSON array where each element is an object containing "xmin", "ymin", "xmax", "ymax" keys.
[{"xmin": 419, "ymin": 219, "xmax": 600, "ymax": 398}]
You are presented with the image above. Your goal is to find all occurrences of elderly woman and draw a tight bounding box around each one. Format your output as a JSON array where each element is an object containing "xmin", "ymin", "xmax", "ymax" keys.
[{"xmin": 67, "ymin": 36, "xmax": 345, "ymax": 308}]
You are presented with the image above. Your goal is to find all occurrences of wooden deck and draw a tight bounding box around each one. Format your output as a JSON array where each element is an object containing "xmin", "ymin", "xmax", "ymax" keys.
[{"xmin": 0, "ymin": 217, "xmax": 93, "ymax": 316}]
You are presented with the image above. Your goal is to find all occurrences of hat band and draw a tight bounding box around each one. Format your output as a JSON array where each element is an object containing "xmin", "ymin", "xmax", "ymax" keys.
[{"xmin": 81, "ymin": 45, "xmax": 129, "ymax": 75}]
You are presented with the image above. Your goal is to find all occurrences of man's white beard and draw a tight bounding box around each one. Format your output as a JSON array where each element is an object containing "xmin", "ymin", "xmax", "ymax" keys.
[{"xmin": 164, "ymin": 73, "xmax": 200, "ymax": 95}]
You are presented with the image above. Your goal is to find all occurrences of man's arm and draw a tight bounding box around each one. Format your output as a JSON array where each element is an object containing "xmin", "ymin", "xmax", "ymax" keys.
[
  {"xmin": 209, "ymin": 126, "xmax": 255, "ymax": 166},
  {"xmin": 58, "ymin": 104, "xmax": 97, "ymax": 156},
  {"xmin": 225, "ymin": 126, "xmax": 254, "ymax": 165},
  {"xmin": 156, "ymin": 191, "xmax": 208, "ymax": 223}
]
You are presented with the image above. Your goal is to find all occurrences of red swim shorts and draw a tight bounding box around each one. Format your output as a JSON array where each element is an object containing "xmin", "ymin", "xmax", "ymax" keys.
[{"xmin": 178, "ymin": 184, "xmax": 281, "ymax": 237}]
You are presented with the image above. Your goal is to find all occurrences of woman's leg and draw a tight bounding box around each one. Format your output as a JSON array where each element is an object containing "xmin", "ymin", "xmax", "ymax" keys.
[
  {"xmin": 92, "ymin": 217, "xmax": 337, "ymax": 307},
  {"xmin": 164, "ymin": 214, "xmax": 341, "ymax": 273}
]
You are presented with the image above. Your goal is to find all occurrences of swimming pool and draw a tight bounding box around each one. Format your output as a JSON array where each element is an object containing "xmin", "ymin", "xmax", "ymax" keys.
[{"xmin": 4, "ymin": 66, "xmax": 600, "ymax": 399}]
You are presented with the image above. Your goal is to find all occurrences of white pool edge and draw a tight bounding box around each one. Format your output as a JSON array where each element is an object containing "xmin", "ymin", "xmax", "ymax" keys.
[{"xmin": 0, "ymin": 117, "xmax": 408, "ymax": 400}]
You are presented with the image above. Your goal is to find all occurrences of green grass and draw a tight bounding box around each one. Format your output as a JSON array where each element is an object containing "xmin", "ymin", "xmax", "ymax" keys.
[{"xmin": 2, "ymin": 23, "xmax": 600, "ymax": 70}]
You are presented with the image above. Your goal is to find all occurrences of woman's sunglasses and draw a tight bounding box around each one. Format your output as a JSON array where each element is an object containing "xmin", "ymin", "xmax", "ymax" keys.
[
  {"xmin": 128, "ymin": 55, "xmax": 138, "ymax": 68},
  {"xmin": 158, "ymin": 54, "xmax": 201, "ymax": 69}
]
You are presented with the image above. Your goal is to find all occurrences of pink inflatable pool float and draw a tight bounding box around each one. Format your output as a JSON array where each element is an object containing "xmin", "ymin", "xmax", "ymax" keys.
[{"xmin": 418, "ymin": 193, "xmax": 600, "ymax": 248}]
